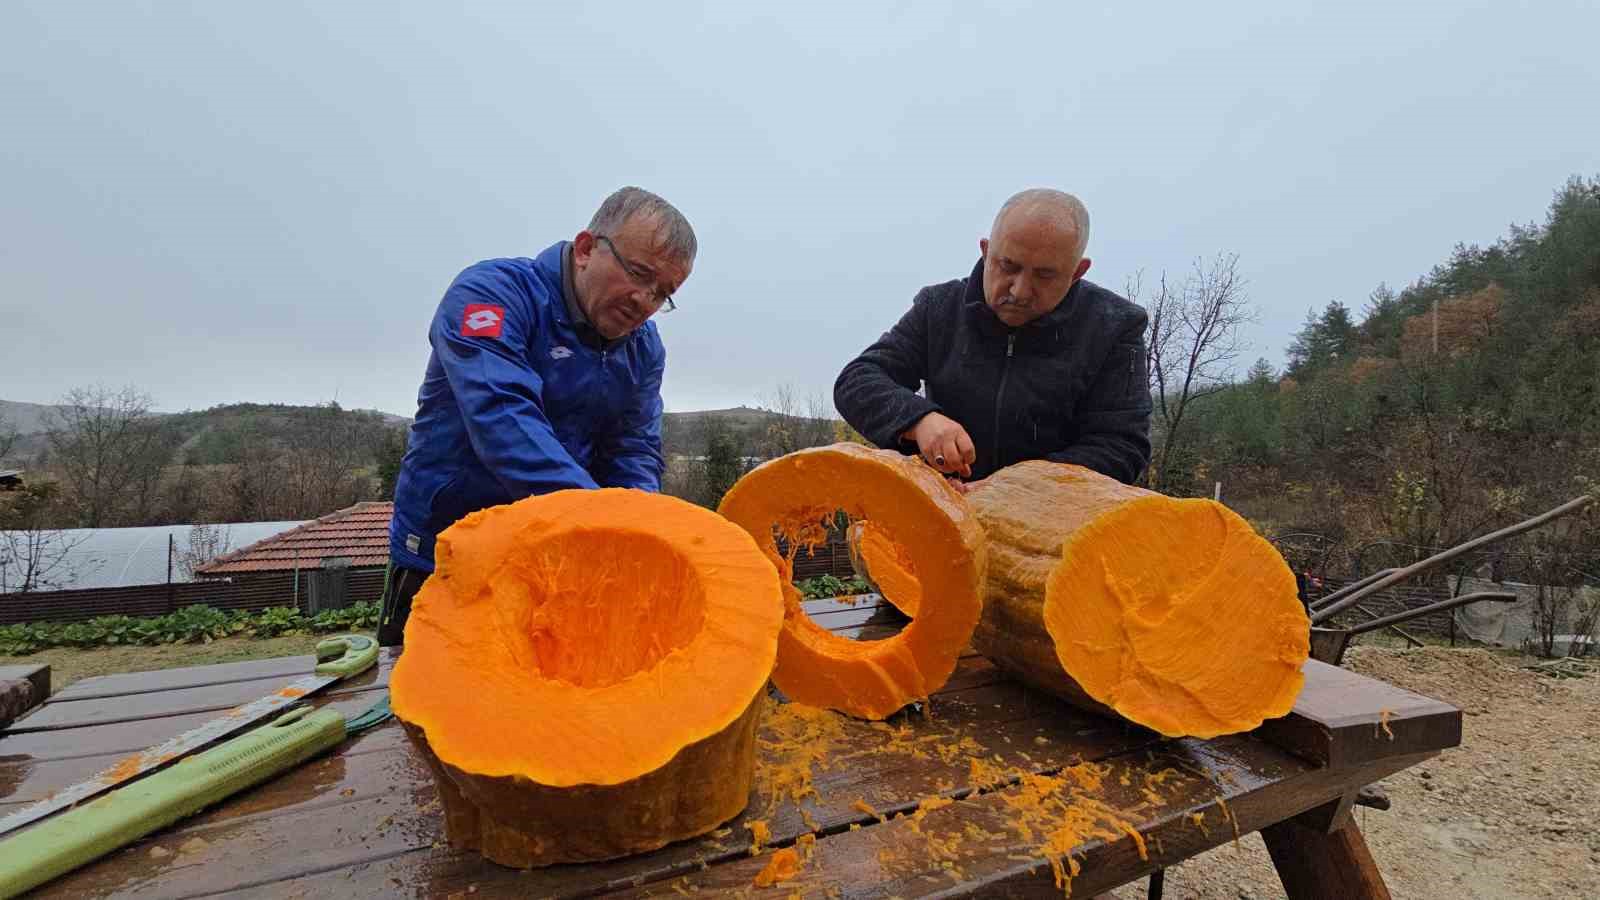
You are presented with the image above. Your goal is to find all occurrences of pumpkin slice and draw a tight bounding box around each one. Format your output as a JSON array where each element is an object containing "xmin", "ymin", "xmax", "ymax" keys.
[
  {"xmin": 391, "ymin": 488, "xmax": 784, "ymax": 868},
  {"xmin": 718, "ymin": 444, "xmax": 985, "ymax": 720},
  {"xmin": 968, "ymin": 461, "xmax": 1308, "ymax": 738},
  {"xmin": 847, "ymin": 520, "xmax": 923, "ymax": 618}
]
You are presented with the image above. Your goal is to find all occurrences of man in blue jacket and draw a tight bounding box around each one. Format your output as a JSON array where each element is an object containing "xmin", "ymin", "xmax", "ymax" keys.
[{"xmin": 379, "ymin": 187, "xmax": 695, "ymax": 645}]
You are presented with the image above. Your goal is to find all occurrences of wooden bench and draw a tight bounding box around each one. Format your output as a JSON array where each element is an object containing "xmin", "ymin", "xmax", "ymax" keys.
[{"xmin": 0, "ymin": 598, "xmax": 1452, "ymax": 898}]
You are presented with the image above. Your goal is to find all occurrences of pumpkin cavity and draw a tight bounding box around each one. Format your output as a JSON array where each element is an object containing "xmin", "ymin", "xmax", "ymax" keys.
[{"xmin": 489, "ymin": 527, "xmax": 705, "ymax": 688}]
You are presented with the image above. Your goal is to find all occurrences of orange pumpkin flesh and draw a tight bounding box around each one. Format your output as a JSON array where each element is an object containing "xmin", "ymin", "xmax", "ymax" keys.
[
  {"xmin": 848, "ymin": 520, "xmax": 923, "ymax": 618},
  {"xmin": 718, "ymin": 444, "xmax": 985, "ymax": 720},
  {"xmin": 969, "ymin": 461, "xmax": 1309, "ymax": 738},
  {"xmin": 391, "ymin": 488, "xmax": 784, "ymax": 867}
]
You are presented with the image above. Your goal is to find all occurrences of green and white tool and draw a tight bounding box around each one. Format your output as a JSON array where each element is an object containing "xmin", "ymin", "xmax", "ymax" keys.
[
  {"xmin": 0, "ymin": 634, "xmax": 387, "ymax": 898},
  {"xmin": 0, "ymin": 634, "xmax": 377, "ymax": 839}
]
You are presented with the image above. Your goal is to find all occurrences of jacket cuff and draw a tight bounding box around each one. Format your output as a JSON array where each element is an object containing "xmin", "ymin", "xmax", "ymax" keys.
[{"xmin": 876, "ymin": 399, "xmax": 941, "ymax": 450}]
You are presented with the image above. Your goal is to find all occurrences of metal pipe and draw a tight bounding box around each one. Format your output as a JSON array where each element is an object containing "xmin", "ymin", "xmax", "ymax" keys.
[
  {"xmin": 1314, "ymin": 495, "xmax": 1593, "ymax": 622},
  {"xmin": 1340, "ymin": 591, "xmax": 1518, "ymax": 637},
  {"xmin": 1309, "ymin": 568, "xmax": 1398, "ymax": 613}
]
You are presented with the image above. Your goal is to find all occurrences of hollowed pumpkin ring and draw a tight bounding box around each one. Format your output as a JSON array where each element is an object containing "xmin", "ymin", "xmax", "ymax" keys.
[
  {"xmin": 390, "ymin": 488, "xmax": 784, "ymax": 867},
  {"xmin": 718, "ymin": 444, "xmax": 985, "ymax": 720}
]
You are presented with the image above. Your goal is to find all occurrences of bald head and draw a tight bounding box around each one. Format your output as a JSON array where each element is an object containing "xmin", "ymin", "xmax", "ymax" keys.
[
  {"xmin": 979, "ymin": 189, "xmax": 1094, "ymax": 327},
  {"xmin": 991, "ymin": 189, "xmax": 1090, "ymax": 259}
]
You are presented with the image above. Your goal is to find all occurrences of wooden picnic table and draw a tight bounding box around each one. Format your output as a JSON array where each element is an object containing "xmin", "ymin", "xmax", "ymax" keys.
[{"xmin": 0, "ymin": 596, "xmax": 1459, "ymax": 899}]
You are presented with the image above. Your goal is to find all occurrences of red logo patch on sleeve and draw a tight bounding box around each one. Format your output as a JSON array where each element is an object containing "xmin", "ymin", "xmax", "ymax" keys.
[{"xmin": 461, "ymin": 304, "xmax": 506, "ymax": 337}]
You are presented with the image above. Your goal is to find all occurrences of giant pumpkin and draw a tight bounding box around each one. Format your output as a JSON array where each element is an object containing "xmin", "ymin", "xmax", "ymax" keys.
[
  {"xmin": 390, "ymin": 488, "xmax": 785, "ymax": 868},
  {"xmin": 967, "ymin": 461, "xmax": 1308, "ymax": 738},
  {"xmin": 718, "ymin": 444, "xmax": 984, "ymax": 720}
]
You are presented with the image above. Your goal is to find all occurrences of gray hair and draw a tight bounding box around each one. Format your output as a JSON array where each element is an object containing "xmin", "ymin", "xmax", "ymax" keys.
[
  {"xmin": 588, "ymin": 186, "xmax": 698, "ymax": 263},
  {"xmin": 992, "ymin": 188, "xmax": 1091, "ymax": 259}
]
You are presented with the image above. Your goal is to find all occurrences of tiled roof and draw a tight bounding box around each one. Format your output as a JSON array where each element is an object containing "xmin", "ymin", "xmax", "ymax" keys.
[{"xmin": 197, "ymin": 502, "xmax": 391, "ymax": 574}]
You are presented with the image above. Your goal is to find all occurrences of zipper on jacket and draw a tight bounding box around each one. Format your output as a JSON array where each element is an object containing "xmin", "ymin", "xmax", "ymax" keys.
[{"xmin": 991, "ymin": 333, "xmax": 1015, "ymax": 475}]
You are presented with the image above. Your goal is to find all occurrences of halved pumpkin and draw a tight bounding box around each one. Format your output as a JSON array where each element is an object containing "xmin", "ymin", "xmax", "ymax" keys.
[
  {"xmin": 718, "ymin": 444, "xmax": 985, "ymax": 720},
  {"xmin": 390, "ymin": 488, "xmax": 785, "ymax": 867},
  {"xmin": 968, "ymin": 461, "xmax": 1308, "ymax": 738}
]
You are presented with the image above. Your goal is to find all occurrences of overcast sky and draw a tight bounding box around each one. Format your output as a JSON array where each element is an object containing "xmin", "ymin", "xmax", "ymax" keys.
[{"xmin": 4, "ymin": 1, "xmax": 1596, "ymax": 418}]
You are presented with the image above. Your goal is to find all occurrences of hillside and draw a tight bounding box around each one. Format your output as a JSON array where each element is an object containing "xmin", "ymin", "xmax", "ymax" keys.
[
  {"xmin": 0, "ymin": 400, "xmax": 411, "ymax": 465},
  {"xmin": 661, "ymin": 405, "xmax": 835, "ymax": 458},
  {"xmin": 3, "ymin": 399, "xmax": 828, "ymax": 463},
  {"xmin": 1170, "ymin": 174, "xmax": 1600, "ymax": 579},
  {"xmin": 1, "ymin": 394, "xmax": 841, "ymax": 527},
  {"xmin": 0, "ymin": 399, "xmax": 58, "ymax": 436}
]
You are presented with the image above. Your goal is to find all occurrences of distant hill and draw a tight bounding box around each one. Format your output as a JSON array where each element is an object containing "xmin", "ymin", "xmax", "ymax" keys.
[
  {"xmin": 0, "ymin": 399, "xmax": 60, "ymax": 437},
  {"xmin": 2, "ymin": 398, "xmax": 835, "ymax": 464},
  {"xmin": 0, "ymin": 399, "xmax": 411, "ymax": 465},
  {"xmin": 661, "ymin": 406, "xmax": 836, "ymax": 458}
]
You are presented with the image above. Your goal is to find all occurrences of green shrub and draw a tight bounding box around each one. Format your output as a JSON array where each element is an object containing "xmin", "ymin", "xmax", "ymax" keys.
[
  {"xmin": 0, "ymin": 601, "xmax": 380, "ymax": 654},
  {"xmin": 248, "ymin": 607, "xmax": 306, "ymax": 638},
  {"xmin": 797, "ymin": 574, "xmax": 872, "ymax": 599}
]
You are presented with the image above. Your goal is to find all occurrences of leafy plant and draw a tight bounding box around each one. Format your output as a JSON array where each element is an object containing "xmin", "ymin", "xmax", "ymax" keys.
[
  {"xmin": 797, "ymin": 574, "xmax": 871, "ymax": 599},
  {"xmin": 248, "ymin": 607, "xmax": 306, "ymax": 638},
  {"xmin": 0, "ymin": 601, "xmax": 382, "ymax": 655}
]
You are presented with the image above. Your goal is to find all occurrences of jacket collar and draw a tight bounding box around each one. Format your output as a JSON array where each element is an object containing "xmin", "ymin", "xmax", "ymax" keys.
[{"xmin": 554, "ymin": 241, "xmax": 627, "ymax": 352}]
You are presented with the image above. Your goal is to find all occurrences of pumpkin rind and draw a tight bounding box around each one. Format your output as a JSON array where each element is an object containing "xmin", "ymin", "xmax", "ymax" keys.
[
  {"xmin": 718, "ymin": 444, "xmax": 985, "ymax": 720},
  {"xmin": 847, "ymin": 520, "xmax": 923, "ymax": 618},
  {"xmin": 391, "ymin": 488, "xmax": 784, "ymax": 867},
  {"xmin": 969, "ymin": 461, "xmax": 1309, "ymax": 738}
]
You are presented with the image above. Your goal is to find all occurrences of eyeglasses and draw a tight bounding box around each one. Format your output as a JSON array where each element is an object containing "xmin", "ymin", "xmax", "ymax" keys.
[{"xmin": 594, "ymin": 235, "xmax": 677, "ymax": 313}]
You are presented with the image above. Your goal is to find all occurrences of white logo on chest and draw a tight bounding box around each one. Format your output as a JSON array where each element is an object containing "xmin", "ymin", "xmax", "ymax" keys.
[{"xmin": 464, "ymin": 309, "xmax": 501, "ymax": 331}]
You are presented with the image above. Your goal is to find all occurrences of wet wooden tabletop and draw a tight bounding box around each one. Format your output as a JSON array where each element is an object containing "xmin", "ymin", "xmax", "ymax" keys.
[{"xmin": 0, "ymin": 596, "xmax": 1457, "ymax": 898}]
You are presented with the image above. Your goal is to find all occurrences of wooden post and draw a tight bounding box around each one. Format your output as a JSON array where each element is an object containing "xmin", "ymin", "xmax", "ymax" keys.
[
  {"xmin": 167, "ymin": 533, "xmax": 176, "ymax": 613},
  {"xmin": 1261, "ymin": 815, "xmax": 1392, "ymax": 900}
]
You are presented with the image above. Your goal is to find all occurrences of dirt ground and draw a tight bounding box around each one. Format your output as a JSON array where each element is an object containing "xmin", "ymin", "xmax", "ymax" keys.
[
  {"xmin": 1113, "ymin": 646, "xmax": 1600, "ymax": 899},
  {"xmin": 0, "ymin": 632, "xmax": 368, "ymax": 691}
]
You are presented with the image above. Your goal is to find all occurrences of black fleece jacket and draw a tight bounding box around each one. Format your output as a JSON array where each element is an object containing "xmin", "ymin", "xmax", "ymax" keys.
[{"xmin": 833, "ymin": 260, "xmax": 1153, "ymax": 484}]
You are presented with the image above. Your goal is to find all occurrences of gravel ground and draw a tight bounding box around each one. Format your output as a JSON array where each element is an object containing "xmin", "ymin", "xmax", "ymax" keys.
[{"xmin": 1112, "ymin": 646, "xmax": 1600, "ymax": 899}]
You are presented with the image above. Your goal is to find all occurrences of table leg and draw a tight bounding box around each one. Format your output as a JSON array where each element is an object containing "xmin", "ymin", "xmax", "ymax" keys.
[{"xmin": 1261, "ymin": 815, "xmax": 1392, "ymax": 900}]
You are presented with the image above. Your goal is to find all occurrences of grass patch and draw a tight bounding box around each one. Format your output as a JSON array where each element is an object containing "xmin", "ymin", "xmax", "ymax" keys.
[{"xmin": 0, "ymin": 630, "xmax": 376, "ymax": 694}]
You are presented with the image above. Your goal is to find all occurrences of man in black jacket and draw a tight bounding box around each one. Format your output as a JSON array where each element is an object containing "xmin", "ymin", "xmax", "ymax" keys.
[{"xmin": 834, "ymin": 189, "xmax": 1152, "ymax": 486}]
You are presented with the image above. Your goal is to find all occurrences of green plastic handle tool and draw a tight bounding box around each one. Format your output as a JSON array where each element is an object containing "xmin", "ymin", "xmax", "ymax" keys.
[
  {"xmin": 0, "ymin": 706, "xmax": 347, "ymax": 899},
  {"xmin": 0, "ymin": 634, "xmax": 379, "ymax": 841},
  {"xmin": 313, "ymin": 633, "xmax": 380, "ymax": 679}
]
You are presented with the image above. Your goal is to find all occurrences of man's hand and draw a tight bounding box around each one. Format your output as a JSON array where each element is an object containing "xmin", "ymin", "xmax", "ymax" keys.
[{"xmin": 904, "ymin": 412, "xmax": 976, "ymax": 478}]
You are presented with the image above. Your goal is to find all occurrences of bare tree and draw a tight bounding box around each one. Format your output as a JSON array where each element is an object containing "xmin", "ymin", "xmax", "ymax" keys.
[
  {"xmin": 213, "ymin": 403, "xmax": 384, "ymax": 521},
  {"xmin": 679, "ymin": 415, "xmax": 750, "ymax": 509},
  {"xmin": 224, "ymin": 421, "xmax": 288, "ymax": 521},
  {"xmin": 45, "ymin": 385, "xmax": 171, "ymax": 527},
  {"xmin": 282, "ymin": 403, "xmax": 371, "ymax": 516},
  {"xmin": 1135, "ymin": 253, "xmax": 1256, "ymax": 492},
  {"xmin": 0, "ymin": 407, "xmax": 17, "ymax": 467},
  {"xmin": 163, "ymin": 460, "xmax": 211, "ymax": 524},
  {"xmin": 177, "ymin": 522, "xmax": 233, "ymax": 580},
  {"xmin": 1572, "ymin": 585, "xmax": 1600, "ymax": 659},
  {"xmin": 128, "ymin": 421, "xmax": 184, "ymax": 525},
  {"xmin": 758, "ymin": 384, "xmax": 836, "ymax": 459},
  {"xmin": 0, "ymin": 483, "xmax": 96, "ymax": 593}
]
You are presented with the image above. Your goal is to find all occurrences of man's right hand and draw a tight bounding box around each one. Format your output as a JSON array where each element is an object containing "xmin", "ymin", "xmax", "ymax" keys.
[{"xmin": 904, "ymin": 412, "xmax": 976, "ymax": 478}]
